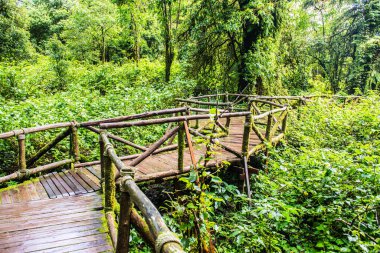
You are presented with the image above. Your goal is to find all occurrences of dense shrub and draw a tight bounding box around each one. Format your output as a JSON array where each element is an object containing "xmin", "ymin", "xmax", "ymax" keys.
[{"xmin": 155, "ymin": 96, "xmax": 380, "ymax": 253}]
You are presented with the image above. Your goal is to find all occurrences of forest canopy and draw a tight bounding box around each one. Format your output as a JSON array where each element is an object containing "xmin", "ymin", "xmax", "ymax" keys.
[{"xmin": 0, "ymin": 0, "xmax": 379, "ymax": 98}]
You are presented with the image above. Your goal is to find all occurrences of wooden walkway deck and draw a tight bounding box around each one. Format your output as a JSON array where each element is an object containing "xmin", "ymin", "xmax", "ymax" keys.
[
  {"xmin": 0, "ymin": 193, "xmax": 112, "ymax": 253},
  {"xmin": 0, "ymin": 117, "xmax": 262, "ymax": 252}
]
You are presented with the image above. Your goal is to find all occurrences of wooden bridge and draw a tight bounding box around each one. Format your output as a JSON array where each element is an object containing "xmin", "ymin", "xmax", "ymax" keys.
[{"xmin": 0, "ymin": 94, "xmax": 357, "ymax": 252}]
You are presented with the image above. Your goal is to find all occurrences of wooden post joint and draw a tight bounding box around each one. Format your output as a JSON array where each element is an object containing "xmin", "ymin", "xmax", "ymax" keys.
[
  {"xmin": 155, "ymin": 232, "xmax": 182, "ymax": 253},
  {"xmin": 120, "ymin": 167, "xmax": 135, "ymax": 192}
]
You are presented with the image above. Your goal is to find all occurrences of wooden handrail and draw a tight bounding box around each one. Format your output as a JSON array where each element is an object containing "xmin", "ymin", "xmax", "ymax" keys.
[
  {"xmin": 100, "ymin": 132, "xmax": 184, "ymax": 253},
  {"xmin": 99, "ymin": 111, "xmax": 251, "ymax": 129},
  {"xmin": 80, "ymin": 107, "xmax": 187, "ymax": 127}
]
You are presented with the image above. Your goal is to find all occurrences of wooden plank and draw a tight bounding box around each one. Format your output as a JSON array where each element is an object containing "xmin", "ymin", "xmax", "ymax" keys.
[
  {"xmin": 81, "ymin": 168, "xmax": 101, "ymax": 186},
  {"xmin": 0, "ymin": 193, "xmax": 100, "ymax": 214},
  {"xmin": 39, "ymin": 237, "xmax": 109, "ymax": 253},
  {"xmin": 0, "ymin": 191, "xmax": 12, "ymax": 204},
  {"xmin": 33, "ymin": 181, "xmax": 49, "ymax": 200},
  {"xmin": 26, "ymin": 183, "xmax": 40, "ymax": 201},
  {"xmin": 18, "ymin": 185, "xmax": 31, "ymax": 202},
  {"xmin": 0, "ymin": 204, "xmax": 103, "ymax": 224},
  {"xmin": 0, "ymin": 210, "xmax": 103, "ymax": 232},
  {"xmin": 9, "ymin": 188, "xmax": 21, "ymax": 203},
  {"xmin": 1, "ymin": 229, "xmax": 104, "ymax": 250},
  {"xmin": 73, "ymin": 244, "xmax": 113, "ymax": 253},
  {"xmin": 0, "ymin": 219, "xmax": 102, "ymax": 240},
  {"xmin": 60, "ymin": 171, "xmax": 86, "ymax": 195},
  {"xmin": 52, "ymin": 172, "xmax": 75, "ymax": 196},
  {"xmin": 46, "ymin": 173, "xmax": 70, "ymax": 197},
  {"xmin": 66, "ymin": 170, "xmax": 94, "ymax": 193},
  {"xmin": 40, "ymin": 175, "xmax": 58, "ymax": 198},
  {"xmin": 86, "ymin": 166, "xmax": 101, "ymax": 179},
  {"xmin": 76, "ymin": 170, "xmax": 100, "ymax": 191}
]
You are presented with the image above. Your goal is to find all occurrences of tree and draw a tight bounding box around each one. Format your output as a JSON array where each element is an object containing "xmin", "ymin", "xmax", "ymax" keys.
[
  {"xmin": 182, "ymin": 0, "xmax": 286, "ymax": 94},
  {"xmin": 0, "ymin": 0, "xmax": 32, "ymax": 60},
  {"xmin": 62, "ymin": 0, "xmax": 120, "ymax": 63},
  {"xmin": 28, "ymin": 0, "xmax": 73, "ymax": 51},
  {"xmin": 305, "ymin": 0, "xmax": 380, "ymax": 93},
  {"xmin": 158, "ymin": 0, "xmax": 179, "ymax": 82}
]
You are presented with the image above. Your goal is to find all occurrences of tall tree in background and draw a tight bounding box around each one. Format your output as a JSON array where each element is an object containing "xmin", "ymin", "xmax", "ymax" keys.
[
  {"xmin": 62, "ymin": 0, "xmax": 119, "ymax": 63},
  {"xmin": 0, "ymin": 0, "xmax": 32, "ymax": 60},
  {"xmin": 159, "ymin": 0, "xmax": 175, "ymax": 82},
  {"xmin": 237, "ymin": 0, "xmax": 284, "ymax": 93},
  {"xmin": 184, "ymin": 0, "xmax": 286, "ymax": 94},
  {"xmin": 306, "ymin": 0, "xmax": 380, "ymax": 93}
]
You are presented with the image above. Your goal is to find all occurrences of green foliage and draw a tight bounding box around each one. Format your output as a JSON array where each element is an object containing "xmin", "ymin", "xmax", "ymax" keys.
[
  {"xmin": 62, "ymin": 0, "xmax": 120, "ymax": 63},
  {"xmin": 0, "ymin": 0, "xmax": 33, "ymax": 60},
  {"xmin": 160, "ymin": 97, "xmax": 380, "ymax": 252}
]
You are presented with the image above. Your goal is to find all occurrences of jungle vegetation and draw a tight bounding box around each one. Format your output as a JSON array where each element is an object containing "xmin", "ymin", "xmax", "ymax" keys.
[{"xmin": 0, "ymin": 0, "xmax": 379, "ymax": 252}]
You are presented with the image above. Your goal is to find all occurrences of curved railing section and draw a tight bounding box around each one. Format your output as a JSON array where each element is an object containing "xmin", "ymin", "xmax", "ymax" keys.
[{"xmin": 0, "ymin": 94, "xmax": 360, "ymax": 252}]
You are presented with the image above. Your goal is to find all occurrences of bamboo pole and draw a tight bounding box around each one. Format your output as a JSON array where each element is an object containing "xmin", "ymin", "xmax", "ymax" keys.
[
  {"xmin": 26, "ymin": 128, "xmax": 71, "ymax": 168},
  {"xmin": 80, "ymin": 107, "xmax": 187, "ymax": 127},
  {"xmin": 189, "ymin": 128, "xmax": 242, "ymax": 158},
  {"xmin": 241, "ymin": 114, "xmax": 252, "ymax": 157},
  {"xmin": 0, "ymin": 122, "xmax": 72, "ymax": 139},
  {"xmin": 178, "ymin": 122, "xmax": 185, "ymax": 172},
  {"xmin": 183, "ymin": 121, "xmax": 196, "ymax": 167},
  {"xmin": 250, "ymin": 99, "xmax": 284, "ymax": 108},
  {"xmin": 99, "ymin": 112, "xmax": 251, "ymax": 129},
  {"xmin": 116, "ymin": 170, "xmax": 134, "ymax": 253},
  {"xmin": 99, "ymin": 135, "xmax": 105, "ymax": 188},
  {"xmin": 243, "ymin": 156, "xmax": 252, "ymax": 200},
  {"xmin": 86, "ymin": 126, "xmax": 147, "ymax": 151},
  {"xmin": 28, "ymin": 159, "xmax": 73, "ymax": 174},
  {"xmin": 129, "ymin": 127, "xmax": 180, "ymax": 167},
  {"xmin": 265, "ymin": 113, "xmax": 273, "ymax": 140},
  {"xmin": 103, "ymin": 146, "xmax": 116, "ymax": 212},
  {"xmin": 70, "ymin": 125, "xmax": 80, "ymax": 169},
  {"xmin": 269, "ymin": 110, "xmax": 288, "ymax": 137},
  {"xmin": 282, "ymin": 112, "xmax": 288, "ymax": 133},
  {"xmin": 106, "ymin": 211, "xmax": 118, "ymax": 248},
  {"xmin": 0, "ymin": 159, "xmax": 73, "ymax": 184},
  {"xmin": 18, "ymin": 134, "xmax": 27, "ymax": 178},
  {"xmin": 251, "ymin": 121, "xmax": 266, "ymax": 142},
  {"xmin": 176, "ymin": 98, "xmax": 231, "ymax": 107},
  {"xmin": 122, "ymin": 179, "xmax": 184, "ymax": 253}
]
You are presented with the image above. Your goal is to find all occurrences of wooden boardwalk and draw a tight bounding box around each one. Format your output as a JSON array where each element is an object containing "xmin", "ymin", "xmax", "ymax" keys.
[
  {"xmin": 0, "ymin": 93, "xmax": 293, "ymax": 253},
  {"xmin": 0, "ymin": 193, "xmax": 112, "ymax": 253},
  {"xmin": 117, "ymin": 117, "xmax": 261, "ymax": 182},
  {"xmin": 0, "ymin": 117, "xmax": 260, "ymax": 252}
]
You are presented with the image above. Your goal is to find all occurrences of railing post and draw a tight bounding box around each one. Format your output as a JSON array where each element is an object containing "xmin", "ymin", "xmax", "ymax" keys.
[
  {"xmin": 241, "ymin": 104, "xmax": 252, "ymax": 157},
  {"xmin": 241, "ymin": 101, "xmax": 252, "ymax": 200},
  {"xmin": 99, "ymin": 134, "xmax": 105, "ymax": 190},
  {"xmin": 178, "ymin": 122, "xmax": 185, "ymax": 172},
  {"xmin": 104, "ymin": 144, "xmax": 116, "ymax": 212},
  {"xmin": 265, "ymin": 112, "xmax": 273, "ymax": 140},
  {"xmin": 282, "ymin": 111, "xmax": 288, "ymax": 134},
  {"xmin": 70, "ymin": 124, "xmax": 80, "ymax": 169},
  {"xmin": 116, "ymin": 168, "xmax": 134, "ymax": 253},
  {"xmin": 18, "ymin": 134, "xmax": 27, "ymax": 178},
  {"xmin": 195, "ymin": 111, "xmax": 199, "ymax": 129}
]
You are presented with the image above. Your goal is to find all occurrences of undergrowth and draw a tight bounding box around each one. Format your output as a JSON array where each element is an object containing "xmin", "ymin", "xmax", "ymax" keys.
[{"xmin": 131, "ymin": 95, "xmax": 380, "ymax": 253}]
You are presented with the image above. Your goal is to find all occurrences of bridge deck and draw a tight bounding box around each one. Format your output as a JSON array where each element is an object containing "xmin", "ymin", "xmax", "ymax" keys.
[
  {"xmin": 0, "ymin": 193, "xmax": 112, "ymax": 253},
  {"xmin": 0, "ymin": 116, "xmax": 261, "ymax": 252}
]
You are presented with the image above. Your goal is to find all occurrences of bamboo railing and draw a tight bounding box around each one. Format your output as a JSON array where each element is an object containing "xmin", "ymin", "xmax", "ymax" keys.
[{"xmin": 0, "ymin": 94, "xmax": 361, "ymax": 252}]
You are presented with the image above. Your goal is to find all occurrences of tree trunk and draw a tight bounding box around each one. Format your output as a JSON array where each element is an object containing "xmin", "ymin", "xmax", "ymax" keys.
[
  {"xmin": 131, "ymin": 12, "xmax": 140, "ymax": 65},
  {"xmin": 101, "ymin": 26, "xmax": 106, "ymax": 64},
  {"xmin": 163, "ymin": 1, "xmax": 174, "ymax": 82},
  {"xmin": 238, "ymin": 0, "xmax": 265, "ymax": 94}
]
